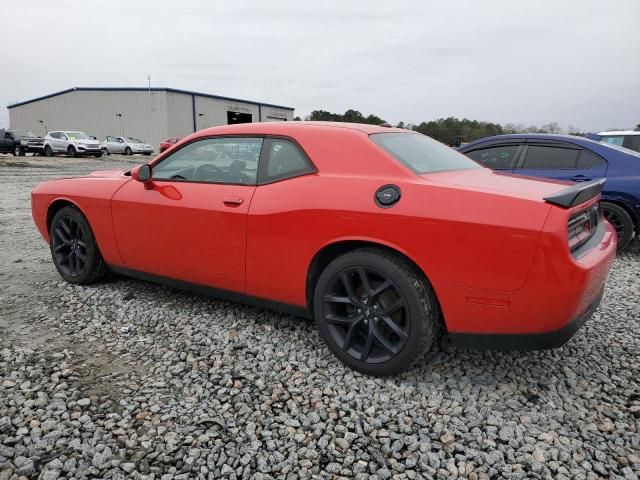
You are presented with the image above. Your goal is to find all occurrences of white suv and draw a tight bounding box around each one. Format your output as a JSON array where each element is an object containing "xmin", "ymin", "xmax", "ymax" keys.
[{"xmin": 43, "ymin": 131, "xmax": 103, "ymax": 157}]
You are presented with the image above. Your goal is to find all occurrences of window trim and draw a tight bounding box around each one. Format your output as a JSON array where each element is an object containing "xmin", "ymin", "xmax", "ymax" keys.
[{"xmin": 257, "ymin": 137, "xmax": 317, "ymax": 185}]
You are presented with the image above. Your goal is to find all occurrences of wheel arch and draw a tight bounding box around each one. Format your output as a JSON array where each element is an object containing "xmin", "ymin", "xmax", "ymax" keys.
[
  {"xmin": 305, "ymin": 238, "xmax": 443, "ymax": 323},
  {"xmin": 46, "ymin": 198, "xmax": 88, "ymax": 233},
  {"xmin": 601, "ymin": 197, "xmax": 639, "ymax": 228}
]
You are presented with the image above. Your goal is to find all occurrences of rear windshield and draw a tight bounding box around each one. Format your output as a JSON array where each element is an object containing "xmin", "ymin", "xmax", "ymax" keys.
[{"xmin": 370, "ymin": 132, "xmax": 481, "ymax": 174}]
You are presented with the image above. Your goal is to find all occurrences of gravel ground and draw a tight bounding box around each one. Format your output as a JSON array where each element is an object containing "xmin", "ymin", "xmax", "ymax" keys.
[{"xmin": 0, "ymin": 153, "xmax": 639, "ymax": 480}]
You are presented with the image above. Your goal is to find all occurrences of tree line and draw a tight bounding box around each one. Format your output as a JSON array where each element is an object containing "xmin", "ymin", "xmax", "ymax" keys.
[{"xmin": 297, "ymin": 109, "xmax": 638, "ymax": 146}]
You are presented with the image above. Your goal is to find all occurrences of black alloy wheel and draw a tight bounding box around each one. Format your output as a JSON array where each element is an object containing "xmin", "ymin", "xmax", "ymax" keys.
[
  {"xmin": 323, "ymin": 266, "xmax": 410, "ymax": 363},
  {"xmin": 44, "ymin": 145, "xmax": 53, "ymax": 157},
  {"xmin": 314, "ymin": 248, "xmax": 439, "ymax": 376},
  {"xmin": 51, "ymin": 215, "xmax": 88, "ymax": 278},
  {"xmin": 67, "ymin": 146, "xmax": 77, "ymax": 158},
  {"xmin": 602, "ymin": 201, "xmax": 634, "ymax": 251},
  {"xmin": 50, "ymin": 206, "xmax": 108, "ymax": 284}
]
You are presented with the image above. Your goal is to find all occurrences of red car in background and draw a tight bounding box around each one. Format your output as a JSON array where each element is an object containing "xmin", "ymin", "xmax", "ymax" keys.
[
  {"xmin": 31, "ymin": 122, "xmax": 616, "ymax": 375},
  {"xmin": 159, "ymin": 137, "xmax": 180, "ymax": 153}
]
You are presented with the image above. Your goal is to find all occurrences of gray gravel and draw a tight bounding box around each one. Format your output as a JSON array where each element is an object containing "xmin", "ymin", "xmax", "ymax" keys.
[{"xmin": 0, "ymin": 153, "xmax": 639, "ymax": 480}]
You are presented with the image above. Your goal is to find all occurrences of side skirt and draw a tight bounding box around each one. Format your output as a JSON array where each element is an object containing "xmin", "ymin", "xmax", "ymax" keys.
[{"xmin": 109, "ymin": 265, "xmax": 312, "ymax": 320}]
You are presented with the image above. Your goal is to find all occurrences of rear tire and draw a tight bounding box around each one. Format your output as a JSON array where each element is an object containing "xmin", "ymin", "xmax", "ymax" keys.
[
  {"xmin": 67, "ymin": 146, "xmax": 77, "ymax": 158},
  {"xmin": 602, "ymin": 202, "xmax": 634, "ymax": 251},
  {"xmin": 50, "ymin": 206, "xmax": 108, "ymax": 284},
  {"xmin": 313, "ymin": 248, "xmax": 439, "ymax": 376},
  {"xmin": 44, "ymin": 145, "xmax": 53, "ymax": 157}
]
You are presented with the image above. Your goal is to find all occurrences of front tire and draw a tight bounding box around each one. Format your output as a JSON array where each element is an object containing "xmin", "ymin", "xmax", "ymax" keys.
[
  {"xmin": 14, "ymin": 146, "xmax": 25, "ymax": 156},
  {"xmin": 314, "ymin": 248, "xmax": 439, "ymax": 376},
  {"xmin": 602, "ymin": 202, "xmax": 634, "ymax": 251},
  {"xmin": 67, "ymin": 146, "xmax": 77, "ymax": 158},
  {"xmin": 50, "ymin": 206, "xmax": 108, "ymax": 284},
  {"xmin": 124, "ymin": 147, "xmax": 132, "ymax": 155}
]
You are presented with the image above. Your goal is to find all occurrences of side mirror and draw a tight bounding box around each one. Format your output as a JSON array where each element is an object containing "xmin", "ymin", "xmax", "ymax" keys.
[{"xmin": 131, "ymin": 164, "xmax": 153, "ymax": 189}]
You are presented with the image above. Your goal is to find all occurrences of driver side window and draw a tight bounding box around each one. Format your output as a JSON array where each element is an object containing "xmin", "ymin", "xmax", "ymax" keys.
[{"xmin": 152, "ymin": 137, "xmax": 263, "ymax": 185}]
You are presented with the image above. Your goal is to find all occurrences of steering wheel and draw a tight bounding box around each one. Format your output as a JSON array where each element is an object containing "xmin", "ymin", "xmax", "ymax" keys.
[{"xmin": 194, "ymin": 164, "xmax": 222, "ymax": 181}]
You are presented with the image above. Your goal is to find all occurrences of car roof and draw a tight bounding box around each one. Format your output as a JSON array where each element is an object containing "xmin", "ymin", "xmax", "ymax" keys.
[
  {"xmin": 461, "ymin": 133, "xmax": 605, "ymax": 149},
  {"xmin": 598, "ymin": 130, "xmax": 640, "ymax": 136},
  {"xmin": 195, "ymin": 121, "xmax": 408, "ymax": 137}
]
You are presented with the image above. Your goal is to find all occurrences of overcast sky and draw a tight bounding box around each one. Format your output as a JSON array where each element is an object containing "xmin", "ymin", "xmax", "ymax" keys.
[{"xmin": 2, "ymin": 0, "xmax": 639, "ymax": 132}]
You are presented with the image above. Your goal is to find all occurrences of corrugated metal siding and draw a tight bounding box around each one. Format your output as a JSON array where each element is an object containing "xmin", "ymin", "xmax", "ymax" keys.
[
  {"xmin": 8, "ymin": 90, "xmax": 170, "ymax": 150},
  {"xmin": 165, "ymin": 92, "xmax": 194, "ymax": 140},
  {"xmin": 8, "ymin": 89, "xmax": 296, "ymax": 151}
]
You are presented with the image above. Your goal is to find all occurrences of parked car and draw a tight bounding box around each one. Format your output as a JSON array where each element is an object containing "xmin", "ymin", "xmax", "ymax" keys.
[
  {"xmin": 159, "ymin": 137, "xmax": 180, "ymax": 153},
  {"xmin": 597, "ymin": 130, "xmax": 640, "ymax": 153},
  {"xmin": 31, "ymin": 123, "xmax": 616, "ymax": 375},
  {"xmin": 102, "ymin": 136, "xmax": 154, "ymax": 156},
  {"xmin": 43, "ymin": 131, "xmax": 103, "ymax": 158},
  {"xmin": 459, "ymin": 134, "xmax": 640, "ymax": 250},
  {"xmin": 0, "ymin": 129, "xmax": 45, "ymax": 156}
]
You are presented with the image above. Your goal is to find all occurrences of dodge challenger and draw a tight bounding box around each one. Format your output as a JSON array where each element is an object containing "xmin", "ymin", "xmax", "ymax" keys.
[{"xmin": 31, "ymin": 122, "xmax": 617, "ymax": 375}]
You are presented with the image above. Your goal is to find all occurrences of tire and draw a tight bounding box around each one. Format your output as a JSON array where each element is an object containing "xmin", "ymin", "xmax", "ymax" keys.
[
  {"xmin": 14, "ymin": 146, "xmax": 25, "ymax": 156},
  {"xmin": 67, "ymin": 146, "xmax": 77, "ymax": 158},
  {"xmin": 101, "ymin": 147, "xmax": 109, "ymax": 156},
  {"xmin": 313, "ymin": 248, "xmax": 439, "ymax": 376},
  {"xmin": 94, "ymin": 152, "xmax": 103, "ymax": 158},
  {"xmin": 602, "ymin": 202, "xmax": 634, "ymax": 251},
  {"xmin": 124, "ymin": 147, "xmax": 132, "ymax": 155},
  {"xmin": 44, "ymin": 145, "xmax": 53, "ymax": 157},
  {"xmin": 49, "ymin": 206, "xmax": 108, "ymax": 285}
]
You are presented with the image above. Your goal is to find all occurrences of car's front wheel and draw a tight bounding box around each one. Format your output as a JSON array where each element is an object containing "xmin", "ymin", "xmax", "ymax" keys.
[
  {"xmin": 124, "ymin": 147, "xmax": 132, "ymax": 155},
  {"xmin": 602, "ymin": 202, "xmax": 634, "ymax": 251},
  {"xmin": 50, "ymin": 206, "xmax": 108, "ymax": 284},
  {"xmin": 314, "ymin": 248, "xmax": 439, "ymax": 376},
  {"xmin": 67, "ymin": 146, "xmax": 77, "ymax": 158}
]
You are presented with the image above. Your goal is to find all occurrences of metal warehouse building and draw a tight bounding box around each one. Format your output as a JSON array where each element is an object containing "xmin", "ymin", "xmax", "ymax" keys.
[{"xmin": 7, "ymin": 87, "xmax": 295, "ymax": 150}]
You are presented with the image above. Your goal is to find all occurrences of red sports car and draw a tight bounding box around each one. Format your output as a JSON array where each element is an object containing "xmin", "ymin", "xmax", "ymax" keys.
[
  {"xmin": 159, "ymin": 137, "xmax": 180, "ymax": 153},
  {"xmin": 31, "ymin": 122, "xmax": 616, "ymax": 375}
]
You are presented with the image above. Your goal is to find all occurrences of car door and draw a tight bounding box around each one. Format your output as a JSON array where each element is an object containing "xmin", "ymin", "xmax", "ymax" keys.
[
  {"xmin": 115, "ymin": 137, "xmax": 127, "ymax": 153},
  {"xmin": 55, "ymin": 132, "xmax": 69, "ymax": 152},
  {"xmin": 1, "ymin": 132, "xmax": 13, "ymax": 153},
  {"xmin": 462, "ymin": 142, "xmax": 524, "ymax": 174},
  {"xmin": 111, "ymin": 136, "xmax": 263, "ymax": 292},
  {"xmin": 515, "ymin": 142, "xmax": 607, "ymax": 182}
]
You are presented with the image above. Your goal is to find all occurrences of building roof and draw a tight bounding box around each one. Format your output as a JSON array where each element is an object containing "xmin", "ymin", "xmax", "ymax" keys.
[
  {"xmin": 7, "ymin": 87, "xmax": 294, "ymax": 111},
  {"xmin": 597, "ymin": 130, "xmax": 640, "ymax": 136}
]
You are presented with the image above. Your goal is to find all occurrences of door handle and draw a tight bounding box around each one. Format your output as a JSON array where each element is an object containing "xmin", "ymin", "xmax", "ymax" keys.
[
  {"xmin": 570, "ymin": 175, "xmax": 591, "ymax": 182},
  {"xmin": 223, "ymin": 196, "xmax": 244, "ymax": 205}
]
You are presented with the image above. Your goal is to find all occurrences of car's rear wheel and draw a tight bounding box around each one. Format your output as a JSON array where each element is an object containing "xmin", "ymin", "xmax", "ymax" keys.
[
  {"xmin": 67, "ymin": 146, "xmax": 77, "ymax": 158},
  {"xmin": 14, "ymin": 146, "xmax": 25, "ymax": 156},
  {"xmin": 124, "ymin": 147, "xmax": 132, "ymax": 155},
  {"xmin": 44, "ymin": 145, "xmax": 53, "ymax": 157},
  {"xmin": 314, "ymin": 248, "xmax": 439, "ymax": 376},
  {"xmin": 602, "ymin": 202, "xmax": 634, "ymax": 251},
  {"xmin": 50, "ymin": 206, "xmax": 108, "ymax": 284}
]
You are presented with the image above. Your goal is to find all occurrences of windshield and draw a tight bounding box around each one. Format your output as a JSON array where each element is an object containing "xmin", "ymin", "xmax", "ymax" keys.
[
  {"xmin": 370, "ymin": 132, "xmax": 481, "ymax": 174},
  {"xmin": 11, "ymin": 131, "xmax": 35, "ymax": 138},
  {"xmin": 67, "ymin": 132, "xmax": 90, "ymax": 140},
  {"xmin": 126, "ymin": 137, "xmax": 143, "ymax": 143}
]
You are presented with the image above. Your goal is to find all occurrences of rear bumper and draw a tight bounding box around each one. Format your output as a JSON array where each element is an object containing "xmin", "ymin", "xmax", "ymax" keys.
[
  {"xmin": 434, "ymin": 208, "xmax": 616, "ymax": 345},
  {"xmin": 449, "ymin": 287, "xmax": 604, "ymax": 350}
]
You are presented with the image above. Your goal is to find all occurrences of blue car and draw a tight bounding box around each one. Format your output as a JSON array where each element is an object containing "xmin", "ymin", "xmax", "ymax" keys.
[{"xmin": 459, "ymin": 134, "xmax": 640, "ymax": 251}]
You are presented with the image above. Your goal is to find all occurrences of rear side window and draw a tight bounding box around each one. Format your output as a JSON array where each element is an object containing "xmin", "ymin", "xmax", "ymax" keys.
[
  {"xmin": 465, "ymin": 145, "xmax": 521, "ymax": 170},
  {"xmin": 577, "ymin": 150, "xmax": 606, "ymax": 169},
  {"xmin": 601, "ymin": 135, "xmax": 624, "ymax": 146},
  {"xmin": 371, "ymin": 133, "xmax": 481, "ymax": 174},
  {"xmin": 264, "ymin": 139, "xmax": 314, "ymax": 182},
  {"xmin": 521, "ymin": 146, "xmax": 579, "ymax": 169}
]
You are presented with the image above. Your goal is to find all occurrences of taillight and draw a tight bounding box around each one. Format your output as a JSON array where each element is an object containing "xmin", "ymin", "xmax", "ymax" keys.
[{"xmin": 568, "ymin": 203, "xmax": 600, "ymax": 252}]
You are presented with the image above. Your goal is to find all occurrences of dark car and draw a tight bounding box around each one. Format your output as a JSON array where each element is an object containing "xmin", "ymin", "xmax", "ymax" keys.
[
  {"xmin": 0, "ymin": 130, "xmax": 45, "ymax": 156},
  {"xmin": 459, "ymin": 134, "xmax": 640, "ymax": 250}
]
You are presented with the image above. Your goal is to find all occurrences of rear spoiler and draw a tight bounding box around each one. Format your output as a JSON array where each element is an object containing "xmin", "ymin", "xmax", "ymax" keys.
[{"xmin": 543, "ymin": 178, "xmax": 606, "ymax": 208}]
